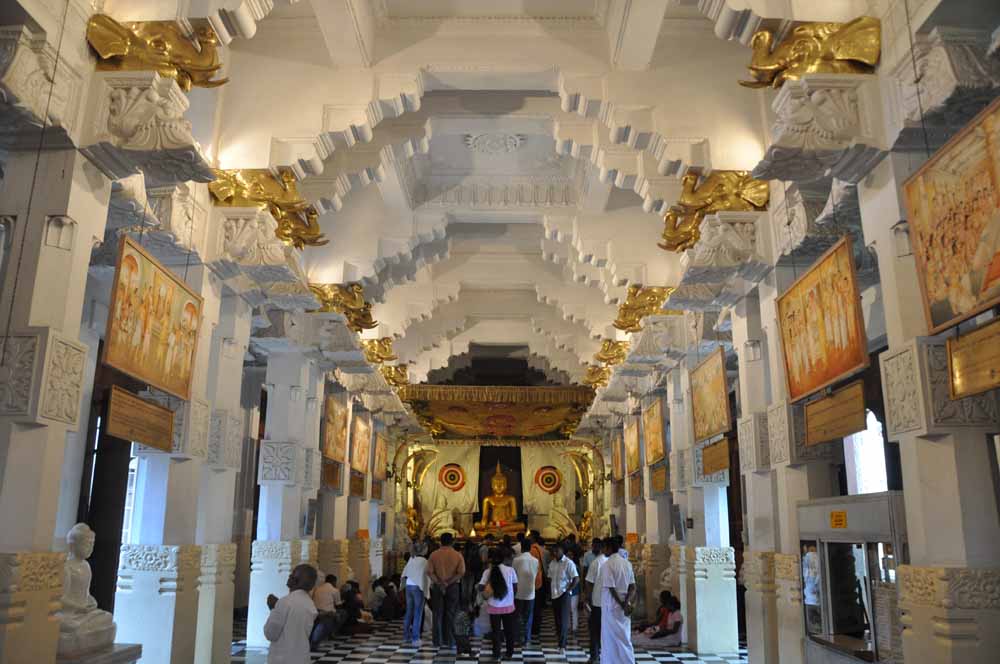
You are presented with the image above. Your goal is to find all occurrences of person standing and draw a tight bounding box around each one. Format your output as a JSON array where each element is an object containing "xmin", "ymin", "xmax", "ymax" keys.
[
  {"xmin": 264, "ymin": 564, "xmax": 319, "ymax": 664},
  {"xmin": 528, "ymin": 532, "xmax": 545, "ymax": 639},
  {"xmin": 584, "ymin": 540, "xmax": 609, "ymax": 664},
  {"xmin": 402, "ymin": 543, "xmax": 430, "ymax": 645},
  {"xmin": 599, "ymin": 539, "xmax": 636, "ymax": 664},
  {"xmin": 479, "ymin": 548, "xmax": 519, "ymax": 661},
  {"xmin": 548, "ymin": 542, "xmax": 579, "ymax": 654},
  {"xmin": 582, "ymin": 538, "xmax": 600, "ymax": 578},
  {"xmin": 512, "ymin": 543, "xmax": 540, "ymax": 647},
  {"xmin": 427, "ymin": 532, "xmax": 466, "ymax": 650}
]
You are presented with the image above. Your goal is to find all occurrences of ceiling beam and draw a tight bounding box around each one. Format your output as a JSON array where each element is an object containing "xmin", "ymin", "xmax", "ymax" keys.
[
  {"xmin": 309, "ymin": 0, "xmax": 377, "ymax": 67},
  {"xmin": 606, "ymin": 0, "xmax": 670, "ymax": 70}
]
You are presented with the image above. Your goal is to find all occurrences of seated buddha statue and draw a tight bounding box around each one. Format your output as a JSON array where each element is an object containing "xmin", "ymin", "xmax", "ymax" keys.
[
  {"xmin": 474, "ymin": 462, "xmax": 525, "ymax": 536},
  {"xmin": 57, "ymin": 523, "xmax": 116, "ymax": 656}
]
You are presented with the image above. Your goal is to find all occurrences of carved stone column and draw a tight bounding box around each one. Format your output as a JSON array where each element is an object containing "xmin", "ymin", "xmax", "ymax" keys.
[
  {"xmin": 744, "ymin": 550, "xmax": 778, "ymax": 664},
  {"xmin": 684, "ymin": 546, "xmax": 738, "ymax": 655},
  {"xmin": 642, "ymin": 543, "xmax": 671, "ymax": 622},
  {"xmin": 114, "ymin": 544, "xmax": 201, "ymax": 664},
  {"xmin": 246, "ymin": 540, "xmax": 318, "ymax": 649},
  {"xmin": 774, "ymin": 552, "xmax": 804, "ymax": 664},
  {"xmin": 194, "ymin": 543, "xmax": 237, "ymax": 664},
  {"xmin": 318, "ymin": 539, "xmax": 350, "ymax": 585},
  {"xmin": 0, "ymin": 148, "xmax": 110, "ymax": 664},
  {"xmin": 349, "ymin": 537, "xmax": 372, "ymax": 602}
]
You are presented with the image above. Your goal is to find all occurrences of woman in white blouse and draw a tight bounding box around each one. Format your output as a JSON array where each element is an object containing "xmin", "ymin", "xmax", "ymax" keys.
[{"xmin": 478, "ymin": 548, "xmax": 518, "ymax": 660}]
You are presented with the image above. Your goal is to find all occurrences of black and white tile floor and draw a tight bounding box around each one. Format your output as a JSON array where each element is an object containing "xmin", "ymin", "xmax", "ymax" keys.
[{"xmin": 231, "ymin": 611, "xmax": 748, "ymax": 664}]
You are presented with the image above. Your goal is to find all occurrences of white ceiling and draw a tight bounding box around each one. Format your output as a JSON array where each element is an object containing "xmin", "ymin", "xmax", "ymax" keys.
[{"xmin": 380, "ymin": 0, "xmax": 607, "ymax": 19}]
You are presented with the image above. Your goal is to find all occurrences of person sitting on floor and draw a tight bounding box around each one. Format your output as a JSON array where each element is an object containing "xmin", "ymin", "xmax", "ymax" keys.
[
  {"xmin": 309, "ymin": 574, "xmax": 344, "ymax": 649},
  {"xmin": 632, "ymin": 594, "xmax": 682, "ymax": 648},
  {"xmin": 634, "ymin": 591, "xmax": 673, "ymax": 634}
]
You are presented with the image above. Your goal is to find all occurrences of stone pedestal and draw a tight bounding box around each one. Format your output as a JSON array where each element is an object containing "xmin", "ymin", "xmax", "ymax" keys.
[
  {"xmin": 898, "ymin": 564, "xmax": 1000, "ymax": 664},
  {"xmin": 684, "ymin": 546, "xmax": 738, "ymax": 655},
  {"xmin": 246, "ymin": 540, "xmax": 317, "ymax": 649},
  {"xmin": 0, "ymin": 551, "xmax": 64, "ymax": 664},
  {"xmin": 113, "ymin": 545, "xmax": 200, "ymax": 664},
  {"xmin": 56, "ymin": 644, "xmax": 142, "ymax": 664},
  {"xmin": 194, "ymin": 544, "xmax": 237, "ymax": 664},
  {"xmin": 774, "ymin": 552, "xmax": 805, "ymax": 664},
  {"xmin": 744, "ymin": 550, "xmax": 779, "ymax": 664}
]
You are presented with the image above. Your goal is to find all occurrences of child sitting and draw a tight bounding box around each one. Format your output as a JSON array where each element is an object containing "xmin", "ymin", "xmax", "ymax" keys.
[{"xmin": 633, "ymin": 592, "xmax": 682, "ymax": 648}]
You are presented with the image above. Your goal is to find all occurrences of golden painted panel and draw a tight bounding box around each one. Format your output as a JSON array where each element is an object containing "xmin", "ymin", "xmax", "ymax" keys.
[
  {"xmin": 628, "ymin": 471, "xmax": 643, "ymax": 504},
  {"xmin": 691, "ymin": 346, "xmax": 732, "ymax": 442},
  {"xmin": 349, "ymin": 470, "xmax": 365, "ymax": 498},
  {"xmin": 322, "ymin": 461, "xmax": 342, "ymax": 492},
  {"xmin": 103, "ymin": 236, "xmax": 203, "ymax": 400},
  {"xmin": 350, "ymin": 411, "xmax": 371, "ymax": 474},
  {"xmin": 643, "ymin": 399, "xmax": 665, "ymax": 466},
  {"xmin": 611, "ymin": 433, "xmax": 624, "ymax": 481},
  {"xmin": 777, "ymin": 237, "xmax": 868, "ymax": 402},
  {"xmin": 947, "ymin": 317, "xmax": 1000, "ymax": 399},
  {"xmin": 105, "ymin": 385, "xmax": 174, "ymax": 451},
  {"xmin": 904, "ymin": 97, "xmax": 1000, "ymax": 334},
  {"xmin": 322, "ymin": 393, "xmax": 348, "ymax": 463},
  {"xmin": 650, "ymin": 463, "xmax": 668, "ymax": 496},
  {"xmin": 701, "ymin": 439, "xmax": 730, "ymax": 476},
  {"xmin": 373, "ymin": 432, "xmax": 389, "ymax": 481},
  {"xmin": 804, "ymin": 380, "xmax": 867, "ymax": 446},
  {"xmin": 624, "ymin": 419, "xmax": 640, "ymax": 475}
]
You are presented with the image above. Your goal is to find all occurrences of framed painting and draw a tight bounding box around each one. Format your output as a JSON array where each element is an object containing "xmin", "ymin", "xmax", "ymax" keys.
[
  {"xmin": 650, "ymin": 462, "xmax": 668, "ymax": 496},
  {"xmin": 350, "ymin": 410, "xmax": 371, "ymax": 474},
  {"xmin": 373, "ymin": 432, "xmax": 389, "ymax": 481},
  {"xmin": 103, "ymin": 236, "xmax": 203, "ymax": 399},
  {"xmin": 624, "ymin": 419, "xmax": 640, "ymax": 475},
  {"xmin": 628, "ymin": 471, "xmax": 643, "ymax": 504},
  {"xmin": 691, "ymin": 346, "xmax": 732, "ymax": 442},
  {"xmin": 643, "ymin": 399, "xmax": 665, "ymax": 466},
  {"xmin": 349, "ymin": 470, "xmax": 365, "ymax": 498},
  {"xmin": 611, "ymin": 433, "xmax": 624, "ymax": 481},
  {"xmin": 322, "ymin": 393, "xmax": 348, "ymax": 463},
  {"xmin": 903, "ymin": 97, "xmax": 1000, "ymax": 334},
  {"xmin": 776, "ymin": 236, "xmax": 868, "ymax": 402}
]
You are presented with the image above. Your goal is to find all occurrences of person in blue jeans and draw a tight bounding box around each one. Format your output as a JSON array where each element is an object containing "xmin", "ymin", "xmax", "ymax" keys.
[{"xmin": 401, "ymin": 543, "xmax": 430, "ymax": 645}]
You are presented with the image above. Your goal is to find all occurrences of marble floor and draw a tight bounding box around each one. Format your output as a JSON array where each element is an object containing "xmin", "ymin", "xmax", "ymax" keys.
[{"xmin": 232, "ymin": 609, "xmax": 749, "ymax": 664}]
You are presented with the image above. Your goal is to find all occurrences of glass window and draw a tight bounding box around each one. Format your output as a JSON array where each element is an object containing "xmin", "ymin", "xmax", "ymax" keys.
[{"xmin": 844, "ymin": 411, "xmax": 888, "ymax": 495}]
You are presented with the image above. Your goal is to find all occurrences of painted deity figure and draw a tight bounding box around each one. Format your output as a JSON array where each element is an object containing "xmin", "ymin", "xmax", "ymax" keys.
[
  {"xmin": 474, "ymin": 462, "xmax": 525, "ymax": 535},
  {"xmin": 57, "ymin": 523, "xmax": 116, "ymax": 656}
]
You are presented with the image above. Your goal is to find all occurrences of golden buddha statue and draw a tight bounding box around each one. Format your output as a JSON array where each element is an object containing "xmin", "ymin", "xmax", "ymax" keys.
[{"xmin": 474, "ymin": 462, "xmax": 525, "ymax": 536}]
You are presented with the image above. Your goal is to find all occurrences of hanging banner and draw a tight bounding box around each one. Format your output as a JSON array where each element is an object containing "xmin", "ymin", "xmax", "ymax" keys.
[
  {"xmin": 418, "ymin": 445, "xmax": 481, "ymax": 525},
  {"xmin": 105, "ymin": 386, "xmax": 174, "ymax": 451},
  {"xmin": 521, "ymin": 446, "xmax": 575, "ymax": 518}
]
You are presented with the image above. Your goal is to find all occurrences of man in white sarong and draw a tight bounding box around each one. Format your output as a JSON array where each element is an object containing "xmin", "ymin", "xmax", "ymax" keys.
[{"xmin": 599, "ymin": 538, "xmax": 636, "ymax": 664}]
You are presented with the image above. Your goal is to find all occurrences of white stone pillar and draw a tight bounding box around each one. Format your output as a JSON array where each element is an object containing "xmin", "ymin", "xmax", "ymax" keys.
[{"xmin": 0, "ymin": 148, "xmax": 111, "ymax": 664}]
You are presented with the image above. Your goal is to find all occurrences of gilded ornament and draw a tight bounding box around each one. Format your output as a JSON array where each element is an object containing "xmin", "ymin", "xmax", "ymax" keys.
[
  {"xmin": 613, "ymin": 285, "xmax": 675, "ymax": 333},
  {"xmin": 307, "ymin": 283, "xmax": 378, "ymax": 332},
  {"xmin": 362, "ymin": 337, "xmax": 397, "ymax": 364},
  {"xmin": 740, "ymin": 16, "xmax": 881, "ymax": 89},
  {"xmin": 583, "ymin": 364, "xmax": 611, "ymax": 389},
  {"xmin": 594, "ymin": 339, "xmax": 629, "ymax": 367},
  {"xmin": 209, "ymin": 169, "xmax": 327, "ymax": 249},
  {"xmin": 86, "ymin": 14, "xmax": 228, "ymax": 92},
  {"xmin": 659, "ymin": 171, "xmax": 769, "ymax": 253},
  {"xmin": 380, "ymin": 365, "xmax": 409, "ymax": 389}
]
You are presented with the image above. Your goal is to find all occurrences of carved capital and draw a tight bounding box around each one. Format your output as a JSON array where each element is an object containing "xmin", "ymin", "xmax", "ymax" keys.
[
  {"xmin": 0, "ymin": 329, "xmax": 87, "ymax": 428},
  {"xmin": 767, "ymin": 399, "xmax": 835, "ymax": 466},
  {"xmin": 675, "ymin": 211, "xmax": 768, "ymax": 310},
  {"xmin": 769, "ymin": 179, "xmax": 863, "ymax": 266},
  {"xmin": 879, "ymin": 338, "xmax": 1000, "ymax": 442},
  {"xmin": 738, "ymin": 411, "xmax": 770, "ymax": 474},
  {"xmin": 754, "ymin": 75, "xmax": 887, "ymax": 184},
  {"xmin": 0, "ymin": 551, "xmax": 64, "ymax": 594},
  {"xmin": 208, "ymin": 409, "xmax": 243, "ymax": 470},
  {"xmin": 899, "ymin": 564, "xmax": 1000, "ymax": 610},
  {"xmin": 199, "ymin": 543, "xmax": 237, "ymax": 580},
  {"xmin": 79, "ymin": 71, "xmax": 212, "ymax": 184},
  {"xmin": 258, "ymin": 441, "xmax": 300, "ymax": 485}
]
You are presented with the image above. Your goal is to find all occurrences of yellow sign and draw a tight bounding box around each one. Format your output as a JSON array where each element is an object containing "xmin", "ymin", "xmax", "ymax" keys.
[
  {"xmin": 830, "ymin": 511, "xmax": 848, "ymax": 529},
  {"xmin": 947, "ymin": 317, "xmax": 1000, "ymax": 399},
  {"xmin": 105, "ymin": 385, "xmax": 174, "ymax": 451},
  {"xmin": 805, "ymin": 380, "xmax": 867, "ymax": 446},
  {"xmin": 625, "ymin": 533, "xmax": 640, "ymax": 544},
  {"xmin": 701, "ymin": 438, "xmax": 730, "ymax": 476}
]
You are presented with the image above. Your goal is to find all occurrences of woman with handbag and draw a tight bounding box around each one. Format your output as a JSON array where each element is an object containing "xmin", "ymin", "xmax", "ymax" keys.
[{"xmin": 478, "ymin": 548, "xmax": 519, "ymax": 661}]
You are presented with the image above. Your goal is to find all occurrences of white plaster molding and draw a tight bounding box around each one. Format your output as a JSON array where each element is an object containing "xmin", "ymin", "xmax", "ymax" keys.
[
  {"xmin": 768, "ymin": 179, "xmax": 862, "ymax": 266},
  {"xmin": 0, "ymin": 25, "xmax": 82, "ymax": 150},
  {"xmin": 79, "ymin": 71, "xmax": 213, "ymax": 185},
  {"xmin": 879, "ymin": 338, "xmax": 1000, "ymax": 442},
  {"xmin": 0, "ymin": 328, "xmax": 87, "ymax": 428},
  {"xmin": 209, "ymin": 207, "xmax": 307, "ymax": 285},
  {"xmin": 302, "ymin": 448, "xmax": 321, "ymax": 492},
  {"xmin": 767, "ymin": 398, "xmax": 835, "ymax": 466},
  {"xmin": 753, "ymin": 74, "xmax": 887, "ymax": 184},
  {"xmin": 738, "ymin": 411, "xmax": 770, "ymax": 474},
  {"xmin": 257, "ymin": 441, "xmax": 300, "ymax": 485},
  {"xmin": 208, "ymin": 0, "xmax": 278, "ymax": 44}
]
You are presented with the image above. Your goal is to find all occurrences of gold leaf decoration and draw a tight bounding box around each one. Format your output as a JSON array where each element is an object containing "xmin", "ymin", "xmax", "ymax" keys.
[
  {"xmin": 361, "ymin": 338, "xmax": 398, "ymax": 364},
  {"xmin": 86, "ymin": 14, "xmax": 228, "ymax": 91},
  {"xmin": 380, "ymin": 365, "xmax": 409, "ymax": 389},
  {"xmin": 613, "ymin": 285, "xmax": 675, "ymax": 333},
  {"xmin": 740, "ymin": 16, "xmax": 881, "ymax": 89},
  {"xmin": 594, "ymin": 340, "xmax": 630, "ymax": 367},
  {"xmin": 583, "ymin": 364, "xmax": 611, "ymax": 389},
  {"xmin": 659, "ymin": 171, "xmax": 769, "ymax": 253},
  {"xmin": 209, "ymin": 169, "xmax": 327, "ymax": 249},
  {"xmin": 308, "ymin": 283, "xmax": 377, "ymax": 332}
]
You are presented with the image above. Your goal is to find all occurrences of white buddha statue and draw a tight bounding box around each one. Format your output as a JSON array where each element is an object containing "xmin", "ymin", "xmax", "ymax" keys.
[{"xmin": 57, "ymin": 523, "xmax": 116, "ymax": 656}]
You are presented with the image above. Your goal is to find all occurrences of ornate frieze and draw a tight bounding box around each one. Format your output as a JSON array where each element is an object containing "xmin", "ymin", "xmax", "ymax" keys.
[
  {"xmin": 258, "ymin": 441, "xmax": 300, "ymax": 485},
  {"xmin": 773, "ymin": 552, "xmax": 802, "ymax": 605},
  {"xmin": 753, "ymin": 74, "xmax": 887, "ymax": 184},
  {"xmin": 0, "ymin": 329, "xmax": 87, "ymax": 428},
  {"xmin": 0, "ymin": 551, "xmax": 64, "ymax": 593},
  {"xmin": 743, "ymin": 550, "xmax": 776, "ymax": 594},
  {"xmin": 79, "ymin": 71, "xmax": 213, "ymax": 184},
  {"xmin": 898, "ymin": 564, "xmax": 1000, "ymax": 610},
  {"xmin": 119, "ymin": 544, "xmax": 200, "ymax": 574},
  {"xmin": 208, "ymin": 409, "xmax": 243, "ymax": 470},
  {"xmin": 738, "ymin": 411, "xmax": 770, "ymax": 474},
  {"xmin": 0, "ymin": 25, "xmax": 81, "ymax": 150},
  {"xmin": 880, "ymin": 338, "xmax": 1000, "ymax": 441}
]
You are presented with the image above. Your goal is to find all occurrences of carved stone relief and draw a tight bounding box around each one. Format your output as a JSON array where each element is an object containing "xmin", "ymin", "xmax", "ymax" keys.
[
  {"xmin": 898, "ymin": 564, "xmax": 1000, "ymax": 610},
  {"xmin": 119, "ymin": 544, "xmax": 200, "ymax": 574},
  {"xmin": 0, "ymin": 335, "xmax": 37, "ymax": 417},
  {"xmin": 39, "ymin": 335, "xmax": 87, "ymax": 426},
  {"xmin": 738, "ymin": 411, "xmax": 770, "ymax": 474},
  {"xmin": 259, "ymin": 441, "xmax": 298, "ymax": 484},
  {"xmin": 0, "ymin": 551, "xmax": 65, "ymax": 593}
]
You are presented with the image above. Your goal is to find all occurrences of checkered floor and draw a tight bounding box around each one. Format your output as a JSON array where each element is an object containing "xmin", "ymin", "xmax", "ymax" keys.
[{"xmin": 231, "ymin": 609, "xmax": 748, "ymax": 664}]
